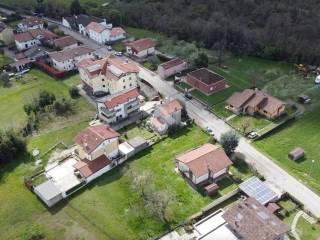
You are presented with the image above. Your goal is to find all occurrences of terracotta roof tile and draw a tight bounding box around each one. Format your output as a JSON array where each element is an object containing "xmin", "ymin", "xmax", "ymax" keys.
[
  {"xmin": 49, "ymin": 46, "xmax": 94, "ymax": 62},
  {"xmin": 159, "ymin": 100, "xmax": 183, "ymax": 116},
  {"xmin": 74, "ymin": 124, "xmax": 119, "ymax": 154},
  {"xmin": 73, "ymin": 155, "xmax": 111, "ymax": 178},
  {"xmin": 126, "ymin": 38, "xmax": 156, "ymax": 52},
  {"xmin": 110, "ymin": 27, "xmax": 126, "ymax": 37},
  {"xmin": 176, "ymin": 143, "xmax": 233, "ymax": 177},
  {"xmin": 85, "ymin": 22, "xmax": 107, "ymax": 33},
  {"xmin": 54, "ymin": 36, "xmax": 77, "ymax": 49},
  {"xmin": 104, "ymin": 88, "xmax": 140, "ymax": 109}
]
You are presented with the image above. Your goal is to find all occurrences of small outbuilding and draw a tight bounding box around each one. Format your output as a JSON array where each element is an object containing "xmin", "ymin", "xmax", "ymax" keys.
[
  {"xmin": 128, "ymin": 136, "xmax": 148, "ymax": 154},
  {"xmin": 119, "ymin": 141, "xmax": 135, "ymax": 159},
  {"xmin": 288, "ymin": 147, "xmax": 305, "ymax": 161},
  {"xmin": 34, "ymin": 180, "xmax": 63, "ymax": 207}
]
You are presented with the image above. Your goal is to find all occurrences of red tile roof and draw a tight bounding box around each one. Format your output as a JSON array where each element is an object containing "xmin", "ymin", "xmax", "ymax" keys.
[
  {"xmin": 126, "ymin": 38, "xmax": 156, "ymax": 52},
  {"xmin": 85, "ymin": 22, "xmax": 107, "ymax": 33},
  {"xmin": 104, "ymin": 88, "xmax": 140, "ymax": 109},
  {"xmin": 110, "ymin": 27, "xmax": 126, "ymax": 37},
  {"xmin": 74, "ymin": 124, "xmax": 119, "ymax": 154},
  {"xmin": 15, "ymin": 29, "xmax": 57, "ymax": 42},
  {"xmin": 159, "ymin": 58, "xmax": 187, "ymax": 70},
  {"xmin": 21, "ymin": 16, "xmax": 43, "ymax": 28},
  {"xmin": 73, "ymin": 155, "xmax": 111, "ymax": 178},
  {"xmin": 54, "ymin": 36, "xmax": 77, "ymax": 49},
  {"xmin": 188, "ymin": 68, "xmax": 225, "ymax": 85},
  {"xmin": 49, "ymin": 46, "xmax": 94, "ymax": 62},
  {"xmin": 176, "ymin": 143, "xmax": 233, "ymax": 177},
  {"xmin": 159, "ymin": 100, "xmax": 183, "ymax": 116}
]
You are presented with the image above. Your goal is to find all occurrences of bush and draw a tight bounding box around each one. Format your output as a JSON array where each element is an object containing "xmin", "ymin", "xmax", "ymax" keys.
[
  {"xmin": 69, "ymin": 86, "xmax": 80, "ymax": 99},
  {"xmin": 24, "ymin": 90, "xmax": 56, "ymax": 115},
  {"xmin": 0, "ymin": 72, "xmax": 10, "ymax": 87},
  {"xmin": 0, "ymin": 130, "xmax": 26, "ymax": 165},
  {"xmin": 53, "ymin": 98, "xmax": 73, "ymax": 115},
  {"xmin": 220, "ymin": 130, "xmax": 239, "ymax": 155}
]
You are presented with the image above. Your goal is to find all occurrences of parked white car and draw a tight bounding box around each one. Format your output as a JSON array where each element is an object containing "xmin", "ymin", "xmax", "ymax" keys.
[{"xmin": 315, "ymin": 75, "xmax": 320, "ymax": 84}]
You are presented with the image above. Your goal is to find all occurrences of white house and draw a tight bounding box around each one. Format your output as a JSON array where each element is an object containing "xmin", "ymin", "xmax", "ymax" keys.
[
  {"xmin": 96, "ymin": 88, "xmax": 140, "ymax": 124},
  {"xmin": 150, "ymin": 99, "xmax": 183, "ymax": 135},
  {"xmin": 109, "ymin": 27, "xmax": 126, "ymax": 42},
  {"xmin": 14, "ymin": 29, "xmax": 57, "ymax": 51},
  {"xmin": 18, "ymin": 16, "xmax": 44, "ymax": 32},
  {"xmin": 126, "ymin": 38, "xmax": 156, "ymax": 58},
  {"xmin": 49, "ymin": 46, "xmax": 94, "ymax": 71},
  {"xmin": 78, "ymin": 56, "xmax": 139, "ymax": 95},
  {"xmin": 62, "ymin": 14, "xmax": 110, "ymax": 35},
  {"xmin": 74, "ymin": 123, "xmax": 120, "ymax": 183},
  {"xmin": 175, "ymin": 143, "xmax": 233, "ymax": 185},
  {"xmin": 85, "ymin": 22, "xmax": 111, "ymax": 44},
  {"xmin": 157, "ymin": 58, "xmax": 188, "ymax": 79}
]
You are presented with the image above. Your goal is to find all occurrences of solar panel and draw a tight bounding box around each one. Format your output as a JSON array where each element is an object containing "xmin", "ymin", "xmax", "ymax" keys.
[{"xmin": 239, "ymin": 176, "xmax": 278, "ymax": 205}]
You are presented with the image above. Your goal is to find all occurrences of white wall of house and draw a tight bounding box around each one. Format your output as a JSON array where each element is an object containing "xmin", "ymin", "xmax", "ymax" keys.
[
  {"xmin": 79, "ymin": 24, "xmax": 86, "ymax": 35},
  {"xmin": 62, "ymin": 18, "xmax": 71, "ymax": 29},
  {"xmin": 211, "ymin": 168, "xmax": 228, "ymax": 179},
  {"xmin": 61, "ymin": 42, "xmax": 78, "ymax": 50},
  {"xmin": 86, "ymin": 163, "xmax": 113, "ymax": 183},
  {"xmin": 52, "ymin": 52, "xmax": 93, "ymax": 71},
  {"xmin": 15, "ymin": 39, "xmax": 41, "ymax": 51},
  {"xmin": 157, "ymin": 62, "xmax": 188, "ymax": 79},
  {"xmin": 18, "ymin": 23, "xmax": 43, "ymax": 32},
  {"xmin": 109, "ymin": 33, "xmax": 125, "ymax": 42},
  {"xmin": 126, "ymin": 46, "xmax": 155, "ymax": 58},
  {"xmin": 87, "ymin": 29, "xmax": 110, "ymax": 44},
  {"xmin": 193, "ymin": 173, "xmax": 209, "ymax": 185}
]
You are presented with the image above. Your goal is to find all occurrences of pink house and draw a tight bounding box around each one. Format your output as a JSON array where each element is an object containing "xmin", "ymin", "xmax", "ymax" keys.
[{"xmin": 157, "ymin": 58, "xmax": 188, "ymax": 78}]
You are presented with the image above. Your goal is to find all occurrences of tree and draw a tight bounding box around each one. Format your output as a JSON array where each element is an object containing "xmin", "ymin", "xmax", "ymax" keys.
[
  {"xmin": 0, "ymin": 130, "xmax": 26, "ymax": 165},
  {"xmin": 53, "ymin": 98, "xmax": 73, "ymax": 115},
  {"xmin": 220, "ymin": 130, "xmax": 239, "ymax": 155},
  {"xmin": 239, "ymin": 117, "xmax": 252, "ymax": 135},
  {"xmin": 70, "ymin": 0, "xmax": 85, "ymax": 15},
  {"xmin": 145, "ymin": 189, "xmax": 176, "ymax": 224},
  {"xmin": 0, "ymin": 72, "xmax": 10, "ymax": 87},
  {"xmin": 69, "ymin": 86, "xmax": 80, "ymax": 99},
  {"xmin": 193, "ymin": 52, "xmax": 208, "ymax": 68}
]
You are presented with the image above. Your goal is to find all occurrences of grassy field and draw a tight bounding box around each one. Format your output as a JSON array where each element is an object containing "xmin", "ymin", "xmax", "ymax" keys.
[
  {"xmin": 0, "ymin": 69, "xmax": 94, "ymax": 130},
  {"xmin": 0, "ymin": 54, "xmax": 12, "ymax": 67},
  {"xmin": 229, "ymin": 115, "xmax": 271, "ymax": 134},
  {"xmin": 255, "ymin": 105, "xmax": 320, "ymax": 194},
  {"xmin": 0, "ymin": 124, "xmax": 241, "ymax": 239}
]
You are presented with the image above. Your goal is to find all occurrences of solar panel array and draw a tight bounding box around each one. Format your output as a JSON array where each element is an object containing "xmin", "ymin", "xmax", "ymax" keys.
[{"xmin": 239, "ymin": 176, "xmax": 277, "ymax": 205}]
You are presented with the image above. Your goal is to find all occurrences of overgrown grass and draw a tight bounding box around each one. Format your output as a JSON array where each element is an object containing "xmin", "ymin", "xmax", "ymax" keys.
[{"xmin": 0, "ymin": 69, "xmax": 94, "ymax": 130}]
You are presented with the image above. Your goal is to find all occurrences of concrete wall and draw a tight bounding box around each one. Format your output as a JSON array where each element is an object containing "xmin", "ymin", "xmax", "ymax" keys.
[{"xmin": 187, "ymin": 74, "xmax": 226, "ymax": 95}]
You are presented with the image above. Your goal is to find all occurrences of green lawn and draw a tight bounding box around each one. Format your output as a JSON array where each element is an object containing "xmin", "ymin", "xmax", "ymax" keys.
[
  {"xmin": 0, "ymin": 124, "xmax": 240, "ymax": 239},
  {"xmin": 229, "ymin": 115, "xmax": 271, "ymax": 134},
  {"xmin": 255, "ymin": 105, "xmax": 320, "ymax": 194},
  {"xmin": 0, "ymin": 69, "xmax": 94, "ymax": 130},
  {"xmin": 0, "ymin": 54, "xmax": 12, "ymax": 67}
]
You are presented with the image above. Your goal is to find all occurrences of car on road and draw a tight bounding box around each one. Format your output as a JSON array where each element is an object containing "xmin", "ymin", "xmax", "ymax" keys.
[
  {"xmin": 315, "ymin": 75, "xmax": 320, "ymax": 84},
  {"xmin": 184, "ymin": 92, "xmax": 193, "ymax": 100},
  {"xmin": 107, "ymin": 45, "xmax": 112, "ymax": 51},
  {"xmin": 205, "ymin": 126, "xmax": 214, "ymax": 136},
  {"xmin": 246, "ymin": 131, "xmax": 259, "ymax": 139},
  {"xmin": 115, "ymin": 51, "xmax": 123, "ymax": 56}
]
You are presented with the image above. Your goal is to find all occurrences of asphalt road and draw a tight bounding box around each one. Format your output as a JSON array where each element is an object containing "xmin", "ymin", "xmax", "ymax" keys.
[
  {"xmin": 138, "ymin": 67, "xmax": 320, "ymax": 219},
  {"xmin": 46, "ymin": 17, "xmax": 320, "ymax": 218}
]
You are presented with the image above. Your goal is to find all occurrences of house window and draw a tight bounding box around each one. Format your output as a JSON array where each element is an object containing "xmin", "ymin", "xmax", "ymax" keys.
[
  {"xmin": 103, "ymin": 85, "xmax": 106, "ymax": 88},
  {"xmin": 129, "ymin": 83, "xmax": 132, "ymax": 87},
  {"xmin": 102, "ymin": 78, "xmax": 105, "ymax": 81},
  {"xmin": 123, "ymin": 86, "xmax": 126, "ymax": 89},
  {"xmin": 123, "ymin": 79, "xmax": 125, "ymax": 83}
]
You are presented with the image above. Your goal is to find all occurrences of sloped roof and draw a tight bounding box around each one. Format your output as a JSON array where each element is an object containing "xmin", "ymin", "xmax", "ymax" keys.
[
  {"xmin": 159, "ymin": 99, "xmax": 183, "ymax": 116},
  {"xmin": 110, "ymin": 27, "xmax": 126, "ymax": 37},
  {"xmin": 73, "ymin": 155, "xmax": 111, "ymax": 178},
  {"xmin": 126, "ymin": 38, "xmax": 156, "ymax": 52},
  {"xmin": 15, "ymin": 29, "xmax": 57, "ymax": 42},
  {"xmin": 21, "ymin": 16, "xmax": 43, "ymax": 28},
  {"xmin": 159, "ymin": 58, "xmax": 186, "ymax": 70},
  {"xmin": 103, "ymin": 88, "xmax": 140, "ymax": 109},
  {"xmin": 176, "ymin": 143, "xmax": 233, "ymax": 177},
  {"xmin": 223, "ymin": 197, "xmax": 289, "ymax": 240},
  {"xmin": 54, "ymin": 36, "xmax": 77, "ymax": 49},
  {"xmin": 49, "ymin": 46, "xmax": 94, "ymax": 62},
  {"xmin": 65, "ymin": 14, "xmax": 105, "ymax": 29},
  {"xmin": 85, "ymin": 22, "xmax": 107, "ymax": 33},
  {"xmin": 74, "ymin": 124, "xmax": 119, "ymax": 154}
]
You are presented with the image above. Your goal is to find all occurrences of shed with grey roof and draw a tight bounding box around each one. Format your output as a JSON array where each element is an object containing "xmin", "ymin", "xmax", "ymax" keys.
[
  {"xmin": 128, "ymin": 136, "xmax": 148, "ymax": 154},
  {"xmin": 34, "ymin": 180, "xmax": 63, "ymax": 207}
]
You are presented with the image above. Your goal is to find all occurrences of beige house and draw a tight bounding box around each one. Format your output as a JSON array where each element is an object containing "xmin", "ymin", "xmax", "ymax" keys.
[
  {"xmin": 79, "ymin": 56, "xmax": 139, "ymax": 96},
  {"xmin": 176, "ymin": 143, "xmax": 233, "ymax": 185},
  {"xmin": 74, "ymin": 123, "xmax": 120, "ymax": 161},
  {"xmin": 0, "ymin": 22, "xmax": 14, "ymax": 45},
  {"xmin": 227, "ymin": 89, "xmax": 286, "ymax": 119},
  {"xmin": 150, "ymin": 99, "xmax": 183, "ymax": 135},
  {"xmin": 157, "ymin": 58, "xmax": 188, "ymax": 79}
]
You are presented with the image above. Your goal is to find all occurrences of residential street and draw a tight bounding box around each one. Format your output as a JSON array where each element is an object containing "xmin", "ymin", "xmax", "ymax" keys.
[
  {"xmin": 46, "ymin": 17, "xmax": 320, "ymax": 218},
  {"xmin": 138, "ymin": 67, "xmax": 320, "ymax": 219}
]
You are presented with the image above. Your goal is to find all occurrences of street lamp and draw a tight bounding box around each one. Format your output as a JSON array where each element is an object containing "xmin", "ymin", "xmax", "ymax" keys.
[{"xmin": 308, "ymin": 159, "xmax": 315, "ymax": 176}]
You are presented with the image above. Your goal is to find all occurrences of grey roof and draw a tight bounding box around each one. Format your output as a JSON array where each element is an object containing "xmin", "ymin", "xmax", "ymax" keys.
[
  {"xmin": 239, "ymin": 176, "xmax": 278, "ymax": 205},
  {"xmin": 34, "ymin": 180, "xmax": 62, "ymax": 200},
  {"xmin": 128, "ymin": 136, "xmax": 147, "ymax": 148},
  {"xmin": 64, "ymin": 14, "xmax": 106, "ymax": 31}
]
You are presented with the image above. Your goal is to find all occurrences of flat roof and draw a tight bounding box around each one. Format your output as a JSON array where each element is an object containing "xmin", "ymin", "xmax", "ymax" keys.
[
  {"xmin": 119, "ymin": 142, "xmax": 135, "ymax": 155},
  {"xmin": 188, "ymin": 68, "xmax": 225, "ymax": 85},
  {"xmin": 128, "ymin": 136, "xmax": 147, "ymax": 148},
  {"xmin": 239, "ymin": 176, "xmax": 278, "ymax": 205},
  {"xmin": 46, "ymin": 157, "xmax": 82, "ymax": 193},
  {"xmin": 194, "ymin": 209, "xmax": 238, "ymax": 240},
  {"xmin": 34, "ymin": 180, "xmax": 61, "ymax": 200}
]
